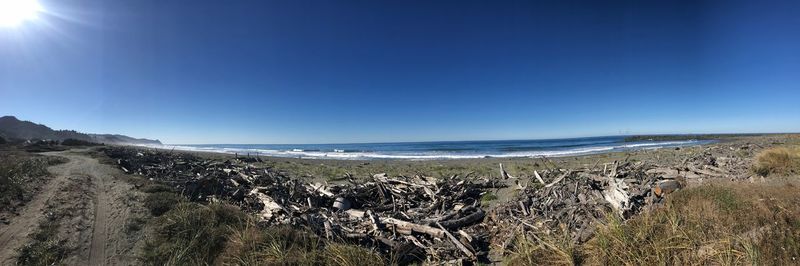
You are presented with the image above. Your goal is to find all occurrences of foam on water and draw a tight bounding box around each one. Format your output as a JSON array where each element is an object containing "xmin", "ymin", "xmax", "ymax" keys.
[{"xmin": 152, "ymin": 137, "xmax": 711, "ymax": 160}]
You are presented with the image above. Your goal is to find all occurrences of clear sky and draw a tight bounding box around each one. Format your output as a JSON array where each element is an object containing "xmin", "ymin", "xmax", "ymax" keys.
[{"xmin": 1, "ymin": 0, "xmax": 798, "ymax": 144}]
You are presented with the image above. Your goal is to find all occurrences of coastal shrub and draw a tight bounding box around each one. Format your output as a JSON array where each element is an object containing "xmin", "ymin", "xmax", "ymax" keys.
[
  {"xmin": 753, "ymin": 147, "xmax": 800, "ymax": 176},
  {"xmin": 60, "ymin": 138, "xmax": 98, "ymax": 146},
  {"xmin": 144, "ymin": 192, "xmax": 184, "ymax": 216},
  {"xmin": 141, "ymin": 202, "xmax": 248, "ymax": 265},
  {"xmin": 586, "ymin": 182, "xmax": 800, "ymax": 265}
]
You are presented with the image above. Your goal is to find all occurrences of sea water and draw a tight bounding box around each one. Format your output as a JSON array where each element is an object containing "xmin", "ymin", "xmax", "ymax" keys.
[{"xmin": 157, "ymin": 136, "xmax": 713, "ymax": 160}]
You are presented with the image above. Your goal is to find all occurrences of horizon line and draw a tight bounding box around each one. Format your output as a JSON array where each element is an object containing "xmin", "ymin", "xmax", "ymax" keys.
[{"xmin": 163, "ymin": 132, "xmax": 791, "ymax": 146}]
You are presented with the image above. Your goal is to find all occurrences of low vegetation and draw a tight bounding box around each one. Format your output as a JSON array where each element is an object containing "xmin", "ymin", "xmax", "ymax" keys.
[
  {"xmin": 588, "ymin": 182, "xmax": 800, "ymax": 265},
  {"xmin": 60, "ymin": 138, "xmax": 101, "ymax": 146},
  {"xmin": 139, "ymin": 196, "xmax": 384, "ymax": 266},
  {"xmin": 480, "ymin": 191, "xmax": 498, "ymax": 203},
  {"xmin": 505, "ymin": 231, "xmax": 581, "ymax": 266},
  {"xmin": 144, "ymin": 191, "xmax": 185, "ymax": 216},
  {"xmin": 0, "ymin": 153, "xmax": 65, "ymax": 212},
  {"xmin": 506, "ymin": 181, "xmax": 800, "ymax": 265},
  {"xmin": 753, "ymin": 146, "xmax": 800, "ymax": 176},
  {"xmin": 217, "ymin": 224, "xmax": 382, "ymax": 265},
  {"xmin": 16, "ymin": 213, "xmax": 70, "ymax": 266},
  {"xmin": 141, "ymin": 202, "xmax": 248, "ymax": 265}
]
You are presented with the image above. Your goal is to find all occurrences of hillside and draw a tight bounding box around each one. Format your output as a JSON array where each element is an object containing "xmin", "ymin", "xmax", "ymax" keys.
[{"xmin": 0, "ymin": 116, "xmax": 161, "ymax": 145}]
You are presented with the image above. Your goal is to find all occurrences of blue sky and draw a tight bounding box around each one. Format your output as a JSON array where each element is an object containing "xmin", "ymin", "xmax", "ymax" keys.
[{"xmin": 1, "ymin": 0, "xmax": 798, "ymax": 144}]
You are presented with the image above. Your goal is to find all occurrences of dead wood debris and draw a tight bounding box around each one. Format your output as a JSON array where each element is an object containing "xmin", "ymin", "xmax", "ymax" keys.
[
  {"xmin": 104, "ymin": 147, "xmax": 500, "ymax": 264},
  {"xmin": 102, "ymin": 141, "xmax": 760, "ymax": 264}
]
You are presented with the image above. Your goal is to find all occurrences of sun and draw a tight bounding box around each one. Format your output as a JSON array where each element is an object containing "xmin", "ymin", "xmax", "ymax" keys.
[{"xmin": 0, "ymin": 0, "xmax": 44, "ymax": 27}]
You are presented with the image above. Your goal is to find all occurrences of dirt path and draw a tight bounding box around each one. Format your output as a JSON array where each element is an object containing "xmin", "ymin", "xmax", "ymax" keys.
[{"xmin": 0, "ymin": 150, "xmax": 142, "ymax": 265}]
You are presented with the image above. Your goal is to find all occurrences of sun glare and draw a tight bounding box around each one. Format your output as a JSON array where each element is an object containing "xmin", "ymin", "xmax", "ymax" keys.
[{"xmin": 0, "ymin": 0, "xmax": 44, "ymax": 27}]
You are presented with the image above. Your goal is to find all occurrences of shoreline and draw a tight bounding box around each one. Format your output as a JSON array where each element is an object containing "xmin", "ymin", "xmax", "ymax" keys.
[
  {"xmin": 115, "ymin": 134, "xmax": 791, "ymax": 183},
  {"xmin": 93, "ymin": 133, "xmax": 800, "ymax": 264},
  {"xmin": 148, "ymin": 138, "xmax": 719, "ymax": 161}
]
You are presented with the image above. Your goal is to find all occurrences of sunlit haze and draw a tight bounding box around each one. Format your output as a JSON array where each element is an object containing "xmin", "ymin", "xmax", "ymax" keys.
[{"xmin": 0, "ymin": 0, "xmax": 43, "ymax": 27}]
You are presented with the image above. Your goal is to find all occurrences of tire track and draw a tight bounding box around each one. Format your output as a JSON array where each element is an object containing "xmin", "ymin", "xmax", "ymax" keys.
[{"xmin": 0, "ymin": 150, "xmax": 142, "ymax": 265}]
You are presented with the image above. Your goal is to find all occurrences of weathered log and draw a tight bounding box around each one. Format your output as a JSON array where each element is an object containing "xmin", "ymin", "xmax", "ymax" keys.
[
  {"xmin": 324, "ymin": 221, "xmax": 333, "ymax": 240},
  {"xmin": 457, "ymin": 230, "xmax": 474, "ymax": 243},
  {"xmin": 439, "ymin": 209, "xmax": 485, "ymax": 229},
  {"xmin": 238, "ymin": 172, "xmax": 254, "ymax": 183},
  {"xmin": 533, "ymin": 170, "xmax": 545, "ymax": 185},
  {"xmin": 500, "ymin": 163, "xmax": 516, "ymax": 179},
  {"xmin": 646, "ymin": 168, "xmax": 680, "ymax": 179},
  {"xmin": 436, "ymin": 222, "xmax": 476, "ymax": 260},
  {"xmin": 366, "ymin": 210, "xmax": 382, "ymax": 231},
  {"xmin": 249, "ymin": 188, "xmax": 283, "ymax": 221},
  {"xmin": 688, "ymin": 165, "xmax": 724, "ymax": 177},
  {"xmin": 519, "ymin": 201, "xmax": 529, "ymax": 216},
  {"xmin": 308, "ymin": 183, "xmax": 334, "ymax": 197},
  {"xmin": 345, "ymin": 209, "xmax": 365, "ymax": 219},
  {"xmin": 545, "ymin": 171, "xmax": 571, "ymax": 188},
  {"xmin": 382, "ymin": 217, "xmax": 445, "ymax": 239},
  {"xmin": 602, "ymin": 178, "xmax": 630, "ymax": 215}
]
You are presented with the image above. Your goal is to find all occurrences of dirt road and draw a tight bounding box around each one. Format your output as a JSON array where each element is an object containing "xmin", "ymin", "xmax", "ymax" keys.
[{"xmin": 0, "ymin": 150, "xmax": 142, "ymax": 265}]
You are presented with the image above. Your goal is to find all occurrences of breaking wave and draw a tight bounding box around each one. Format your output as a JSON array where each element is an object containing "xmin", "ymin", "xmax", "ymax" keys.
[{"xmin": 154, "ymin": 138, "xmax": 710, "ymax": 160}]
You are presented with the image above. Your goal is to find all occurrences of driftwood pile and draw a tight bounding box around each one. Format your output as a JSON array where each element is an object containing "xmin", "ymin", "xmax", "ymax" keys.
[
  {"xmin": 487, "ymin": 160, "xmax": 669, "ymax": 252},
  {"xmin": 486, "ymin": 143, "xmax": 759, "ymax": 257},
  {"xmin": 104, "ymin": 147, "xmax": 501, "ymax": 264},
  {"xmin": 103, "ymin": 142, "xmax": 756, "ymax": 263}
]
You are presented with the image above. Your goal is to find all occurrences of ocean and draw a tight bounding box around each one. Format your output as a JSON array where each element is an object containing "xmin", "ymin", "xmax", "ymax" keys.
[{"xmin": 159, "ymin": 136, "xmax": 713, "ymax": 160}]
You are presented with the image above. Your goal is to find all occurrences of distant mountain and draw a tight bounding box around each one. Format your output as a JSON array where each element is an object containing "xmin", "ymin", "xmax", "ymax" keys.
[{"xmin": 0, "ymin": 116, "xmax": 161, "ymax": 145}]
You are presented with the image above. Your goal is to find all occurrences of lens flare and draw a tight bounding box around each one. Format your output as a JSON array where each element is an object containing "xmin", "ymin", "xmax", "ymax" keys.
[{"xmin": 0, "ymin": 0, "xmax": 44, "ymax": 27}]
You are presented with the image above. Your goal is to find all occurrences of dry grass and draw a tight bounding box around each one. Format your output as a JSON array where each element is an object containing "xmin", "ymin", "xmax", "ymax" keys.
[
  {"xmin": 585, "ymin": 182, "xmax": 800, "ymax": 265},
  {"xmin": 505, "ymin": 230, "xmax": 582, "ymax": 266},
  {"xmin": 144, "ymin": 191, "xmax": 185, "ymax": 216},
  {"xmin": 322, "ymin": 243, "xmax": 384, "ymax": 266},
  {"xmin": 141, "ymin": 198, "xmax": 384, "ymax": 266},
  {"xmin": 16, "ymin": 213, "xmax": 70, "ymax": 266},
  {"xmin": 753, "ymin": 146, "xmax": 800, "ymax": 176},
  {"xmin": 0, "ymin": 153, "xmax": 65, "ymax": 212},
  {"xmin": 506, "ymin": 180, "xmax": 800, "ymax": 265},
  {"xmin": 217, "ymin": 224, "xmax": 324, "ymax": 265},
  {"xmin": 217, "ymin": 223, "xmax": 383, "ymax": 266},
  {"xmin": 140, "ymin": 202, "xmax": 248, "ymax": 265}
]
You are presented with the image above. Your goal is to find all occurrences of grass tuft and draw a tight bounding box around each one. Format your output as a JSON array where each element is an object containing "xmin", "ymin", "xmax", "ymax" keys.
[
  {"xmin": 322, "ymin": 243, "xmax": 384, "ymax": 266},
  {"xmin": 586, "ymin": 182, "xmax": 800, "ymax": 265},
  {"xmin": 0, "ymin": 154, "xmax": 66, "ymax": 213},
  {"xmin": 505, "ymin": 231, "xmax": 582, "ymax": 266},
  {"xmin": 144, "ymin": 192, "xmax": 184, "ymax": 216},
  {"xmin": 140, "ymin": 202, "xmax": 247, "ymax": 265},
  {"xmin": 481, "ymin": 192, "xmax": 498, "ymax": 203},
  {"xmin": 17, "ymin": 214, "xmax": 70, "ymax": 265},
  {"xmin": 753, "ymin": 146, "xmax": 800, "ymax": 176},
  {"xmin": 217, "ymin": 223, "xmax": 384, "ymax": 266},
  {"xmin": 217, "ymin": 224, "xmax": 324, "ymax": 265}
]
